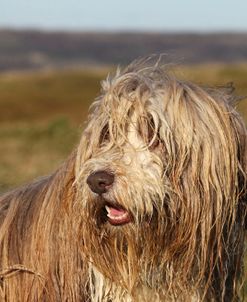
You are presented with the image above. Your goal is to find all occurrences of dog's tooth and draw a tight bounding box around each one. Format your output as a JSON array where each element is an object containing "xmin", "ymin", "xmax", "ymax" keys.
[{"xmin": 105, "ymin": 205, "xmax": 111, "ymax": 213}]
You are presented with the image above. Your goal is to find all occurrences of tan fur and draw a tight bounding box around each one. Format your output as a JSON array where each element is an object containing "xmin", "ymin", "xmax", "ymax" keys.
[{"xmin": 0, "ymin": 58, "xmax": 246, "ymax": 301}]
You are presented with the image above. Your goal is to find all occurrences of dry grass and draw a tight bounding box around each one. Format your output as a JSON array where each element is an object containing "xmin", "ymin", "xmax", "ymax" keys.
[
  {"xmin": 0, "ymin": 63, "xmax": 247, "ymax": 191},
  {"xmin": 0, "ymin": 68, "xmax": 106, "ymax": 191},
  {"xmin": 0, "ymin": 64, "xmax": 247, "ymax": 191}
]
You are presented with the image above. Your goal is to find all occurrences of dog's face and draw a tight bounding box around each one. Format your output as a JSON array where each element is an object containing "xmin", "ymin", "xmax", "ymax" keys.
[
  {"xmin": 82, "ymin": 98, "xmax": 165, "ymax": 228},
  {"xmin": 73, "ymin": 64, "xmax": 246, "ymax": 295}
]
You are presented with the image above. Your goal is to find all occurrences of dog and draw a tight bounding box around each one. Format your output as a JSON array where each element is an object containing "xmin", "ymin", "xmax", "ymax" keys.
[{"xmin": 0, "ymin": 58, "xmax": 246, "ymax": 301}]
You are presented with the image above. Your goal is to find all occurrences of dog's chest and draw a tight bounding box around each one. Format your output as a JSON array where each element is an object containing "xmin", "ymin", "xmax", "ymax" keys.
[{"xmin": 89, "ymin": 266, "xmax": 199, "ymax": 302}]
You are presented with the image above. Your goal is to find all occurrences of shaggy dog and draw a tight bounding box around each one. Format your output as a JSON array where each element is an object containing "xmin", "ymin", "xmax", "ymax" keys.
[{"xmin": 0, "ymin": 59, "xmax": 246, "ymax": 302}]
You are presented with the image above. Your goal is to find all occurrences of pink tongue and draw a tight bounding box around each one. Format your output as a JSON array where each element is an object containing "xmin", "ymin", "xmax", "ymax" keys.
[{"xmin": 109, "ymin": 207, "xmax": 126, "ymax": 216}]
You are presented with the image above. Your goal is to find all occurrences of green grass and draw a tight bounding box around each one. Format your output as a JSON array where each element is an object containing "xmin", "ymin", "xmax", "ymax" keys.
[{"xmin": 0, "ymin": 118, "xmax": 79, "ymax": 192}]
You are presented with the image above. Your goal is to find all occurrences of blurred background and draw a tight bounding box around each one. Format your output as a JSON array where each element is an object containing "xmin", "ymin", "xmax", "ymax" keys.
[
  {"xmin": 0, "ymin": 0, "xmax": 247, "ymax": 296},
  {"xmin": 0, "ymin": 0, "xmax": 247, "ymax": 191}
]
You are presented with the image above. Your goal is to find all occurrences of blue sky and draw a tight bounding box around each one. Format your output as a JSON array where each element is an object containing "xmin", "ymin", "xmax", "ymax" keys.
[{"xmin": 1, "ymin": 0, "xmax": 247, "ymax": 32}]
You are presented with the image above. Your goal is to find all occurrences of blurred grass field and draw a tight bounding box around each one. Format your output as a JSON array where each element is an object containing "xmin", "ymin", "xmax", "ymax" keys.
[
  {"xmin": 0, "ymin": 68, "xmax": 104, "ymax": 191},
  {"xmin": 0, "ymin": 64, "xmax": 246, "ymax": 296},
  {"xmin": 0, "ymin": 64, "xmax": 247, "ymax": 192}
]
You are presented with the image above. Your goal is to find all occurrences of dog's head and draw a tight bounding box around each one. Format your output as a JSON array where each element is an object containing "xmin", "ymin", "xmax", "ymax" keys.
[{"xmin": 74, "ymin": 60, "xmax": 247, "ymax": 297}]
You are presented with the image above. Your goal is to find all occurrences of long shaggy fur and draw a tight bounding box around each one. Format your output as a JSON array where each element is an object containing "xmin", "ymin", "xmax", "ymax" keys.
[{"xmin": 0, "ymin": 58, "xmax": 246, "ymax": 301}]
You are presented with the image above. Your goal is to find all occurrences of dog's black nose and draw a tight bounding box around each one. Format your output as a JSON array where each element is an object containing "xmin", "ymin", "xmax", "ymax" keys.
[{"xmin": 87, "ymin": 171, "xmax": 114, "ymax": 194}]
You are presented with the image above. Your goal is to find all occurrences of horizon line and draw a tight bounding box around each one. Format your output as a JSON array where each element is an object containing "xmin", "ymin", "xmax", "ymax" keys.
[{"xmin": 1, "ymin": 26, "xmax": 247, "ymax": 35}]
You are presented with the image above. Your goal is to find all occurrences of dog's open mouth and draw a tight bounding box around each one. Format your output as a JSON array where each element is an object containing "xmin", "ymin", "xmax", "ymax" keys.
[{"xmin": 105, "ymin": 204, "xmax": 132, "ymax": 226}]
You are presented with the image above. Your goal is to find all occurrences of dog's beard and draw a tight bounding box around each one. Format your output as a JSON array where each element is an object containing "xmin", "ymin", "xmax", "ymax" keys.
[{"xmin": 79, "ymin": 186, "xmax": 176, "ymax": 293}]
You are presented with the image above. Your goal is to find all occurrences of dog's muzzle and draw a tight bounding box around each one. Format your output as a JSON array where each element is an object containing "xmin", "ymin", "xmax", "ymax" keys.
[{"xmin": 86, "ymin": 170, "xmax": 132, "ymax": 226}]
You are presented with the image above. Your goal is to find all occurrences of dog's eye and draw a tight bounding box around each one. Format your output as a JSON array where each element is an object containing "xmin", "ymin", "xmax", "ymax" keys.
[
  {"xmin": 99, "ymin": 123, "xmax": 110, "ymax": 145},
  {"xmin": 149, "ymin": 135, "xmax": 160, "ymax": 150},
  {"xmin": 147, "ymin": 121, "xmax": 160, "ymax": 150},
  {"xmin": 138, "ymin": 116, "xmax": 160, "ymax": 149}
]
